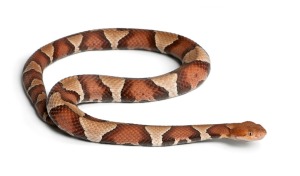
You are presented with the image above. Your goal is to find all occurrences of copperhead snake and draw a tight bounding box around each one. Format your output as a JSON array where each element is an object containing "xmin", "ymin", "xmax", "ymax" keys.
[{"xmin": 22, "ymin": 28, "xmax": 266, "ymax": 146}]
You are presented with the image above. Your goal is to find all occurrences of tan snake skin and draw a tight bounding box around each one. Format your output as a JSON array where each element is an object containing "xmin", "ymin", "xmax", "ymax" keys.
[{"xmin": 22, "ymin": 28, "xmax": 266, "ymax": 146}]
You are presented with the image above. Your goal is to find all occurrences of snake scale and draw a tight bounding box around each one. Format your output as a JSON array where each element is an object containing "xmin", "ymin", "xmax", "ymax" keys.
[{"xmin": 22, "ymin": 28, "xmax": 266, "ymax": 146}]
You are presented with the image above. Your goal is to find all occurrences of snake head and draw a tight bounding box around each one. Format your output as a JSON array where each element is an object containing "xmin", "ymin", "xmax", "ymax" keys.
[{"xmin": 229, "ymin": 121, "xmax": 266, "ymax": 141}]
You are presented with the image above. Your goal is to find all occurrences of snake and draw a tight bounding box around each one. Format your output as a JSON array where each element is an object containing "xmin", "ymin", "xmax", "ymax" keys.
[{"xmin": 22, "ymin": 28, "xmax": 266, "ymax": 146}]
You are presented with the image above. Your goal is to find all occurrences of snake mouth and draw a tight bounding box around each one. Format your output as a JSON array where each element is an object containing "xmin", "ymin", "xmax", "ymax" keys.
[{"xmin": 233, "ymin": 132, "xmax": 266, "ymax": 141}]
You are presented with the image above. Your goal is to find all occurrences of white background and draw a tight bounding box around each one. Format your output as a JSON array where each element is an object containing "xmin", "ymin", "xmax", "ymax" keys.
[{"xmin": 1, "ymin": 0, "xmax": 299, "ymax": 175}]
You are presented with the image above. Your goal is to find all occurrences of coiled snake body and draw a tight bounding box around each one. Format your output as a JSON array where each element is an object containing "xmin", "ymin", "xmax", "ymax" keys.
[{"xmin": 22, "ymin": 28, "xmax": 266, "ymax": 146}]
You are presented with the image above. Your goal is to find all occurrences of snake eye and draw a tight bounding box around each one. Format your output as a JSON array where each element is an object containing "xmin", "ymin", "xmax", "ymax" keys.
[{"xmin": 248, "ymin": 131, "xmax": 252, "ymax": 136}]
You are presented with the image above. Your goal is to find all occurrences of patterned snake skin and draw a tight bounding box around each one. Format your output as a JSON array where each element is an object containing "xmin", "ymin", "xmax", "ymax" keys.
[{"xmin": 22, "ymin": 28, "xmax": 266, "ymax": 146}]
